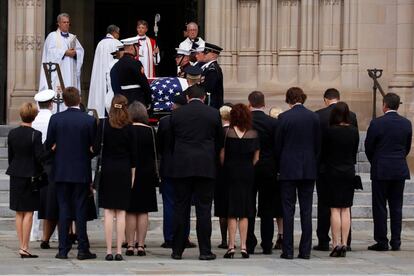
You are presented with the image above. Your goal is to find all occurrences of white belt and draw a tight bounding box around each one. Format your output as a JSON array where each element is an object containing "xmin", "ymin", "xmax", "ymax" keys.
[{"xmin": 121, "ymin": 84, "xmax": 141, "ymax": 90}]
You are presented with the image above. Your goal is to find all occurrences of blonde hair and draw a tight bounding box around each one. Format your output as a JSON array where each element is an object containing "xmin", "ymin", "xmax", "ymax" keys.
[
  {"xmin": 220, "ymin": 105, "xmax": 232, "ymax": 122},
  {"xmin": 20, "ymin": 102, "xmax": 38, "ymax": 123},
  {"xmin": 269, "ymin": 107, "xmax": 283, "ymax": 119}
]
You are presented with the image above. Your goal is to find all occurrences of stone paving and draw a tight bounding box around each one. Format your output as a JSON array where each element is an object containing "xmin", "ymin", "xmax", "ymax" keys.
[{"xmin": 0, "ymin": 219, "xmax": 414, "ymax": 275}]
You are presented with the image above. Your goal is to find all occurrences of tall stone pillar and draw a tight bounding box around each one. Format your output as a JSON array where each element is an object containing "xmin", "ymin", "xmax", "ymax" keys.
[
  {"xmin": 258, "ymin": 0, "xmax": 273, "ymax": 85},
  {"xmin": 7, "ymin": 0, "xmax": 45, "ymax": 123},
  {"xmin": 319, "ymin": 0, "xmax": 342, "ymax": 83},
  {"xmin": 298, "ymin": 0, "xmax": 314, "ymax": 84},
  {"xmin": 237, "ymin": 0, "xmax": 259, "ymax": 88},
  {"xmin": 341, "ymin": 0, "xmax": 358, "ymax": 89},
  {"xmin": 278, "ymin": 0, "xmax": 300, "ymax": 84}
]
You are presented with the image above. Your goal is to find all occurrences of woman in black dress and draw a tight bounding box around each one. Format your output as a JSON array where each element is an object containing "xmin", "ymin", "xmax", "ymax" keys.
[
  {"xmin": 96, "ymin": 95, "xmax": 136, "ymax": 261},
  {"xmin": 220, "ymin": 104, "xmax": 259, "ymax": 259},
  {"xmin": 323, "ymin": 102, "xmax": 359, "ymax": 257},
  {"xmin": 125, "ymin": 101, "xmax": 158, "ymax": 256},
  {"xmin": 215, "ymin": 104, "xmax": 232, "ymax": 249},
  {"xmin": 7, "ymin": 103, "xmax": 42, "ymax": 258}
]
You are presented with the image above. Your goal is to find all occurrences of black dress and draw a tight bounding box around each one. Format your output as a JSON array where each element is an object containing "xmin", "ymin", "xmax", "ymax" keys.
[
  {"xmin": 97, "ymin": 121, "xmax": 136, "ymax": 210},
  {"xmin": 223, "ymin": 128, "xmax": 259, "ymax": 218},
  {"xmin": 214, "ymin": 125, "xmax": 229, "ymax": 217},
  {"xmin": 128, "ymin": 124, "xmax": 158, "ymax": 213},
  {"xmin": 7, "ymin": 126, "xmax": 43, "ymax": 212},
  {"xmin": 323, "ymin": 125, "xmax": 359, "ymax": 208}
]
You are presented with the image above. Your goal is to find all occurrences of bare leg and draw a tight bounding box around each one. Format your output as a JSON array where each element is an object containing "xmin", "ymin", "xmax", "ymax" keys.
[
  {"xmin": 276, "ymin": 218, "xmax": 283, "ymax": 236},
  {"xmin": 115, "ymin": 210, "xmax": 126, "ymax": 254},
  {"xmin": 330, "ymin": 208, "xmax": 341, "ymax": 248},
  {"xmin": 42, "ymin": 219, "xmax": 58, "ymax": 242},
  {"xmin": 340, "ymin": 208, "xmax": 351, "ymax": 246},
  {"xmin": 104, "ymin": 209, "xmax": 114, "ymax": 254},
  {"xmin": 21, "ymin": 212, "xmax": 34, "ymax": 251},
  {"xmin": 137, "ymin": 213, "xmax": 148, "ymax": 247},
  {"xmin": 126, "ymin": 213, "xmax": 137, "ymax": 247},
  {"xmin": 227, "ymin": 218, "xmax": 237, "ymax": 249},
  {"xmin": 15, "ymin": 212, "xmax": 24, "ymax": 250},
  {"xmin": 239, "ymin": 218, "xmax": 248, "ymax": 250}
]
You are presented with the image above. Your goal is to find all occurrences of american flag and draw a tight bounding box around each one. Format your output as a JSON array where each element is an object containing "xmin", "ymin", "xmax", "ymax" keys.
[{"xmin": 149, "ymin": 77, "xmax": 188, "ymax": 112}]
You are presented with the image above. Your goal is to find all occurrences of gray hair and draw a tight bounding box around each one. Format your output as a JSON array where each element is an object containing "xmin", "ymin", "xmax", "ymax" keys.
[
  {"xmin": 128, "ymin": 101, "xmax": 149, "ymax": 124},
  {"xmin": 107, "ymin": 24, "xmax": 120, "ymax": 35},
  {"xmin": 57, "ymin": 13, "xmax": 70, "ymax": 23},
  {"xmin": 186, "ymin": 22, "xmax": 198, "ymax": 31}
]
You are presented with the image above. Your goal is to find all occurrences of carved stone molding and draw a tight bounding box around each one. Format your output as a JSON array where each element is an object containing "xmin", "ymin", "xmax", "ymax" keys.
[
  {"xmin": 16, "ymin": 0, "xmax": 42, "ymax": 7},
  {"xmin": 323, "ymin": 0, "xmax": 341, "ymax": 5},
  {"xmin": 281, "ymin": 0, "xmax": 299, "ymax": 6},
  {"xmin": 15, "ymin": 35, "xmax": 42, "ymax": 51}
]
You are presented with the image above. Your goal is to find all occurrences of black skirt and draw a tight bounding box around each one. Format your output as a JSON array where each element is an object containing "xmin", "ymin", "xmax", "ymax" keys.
[
  {"xmin": 9, "ymin": 176, "xmax": 39, "ymax": 212},
  {"xmin": 38, "ymin": 180, "xmax": 58, "ymax": 220},
  {"xmin": 325, "ymin": 172, "xmax": 355, "ymax": 208}
]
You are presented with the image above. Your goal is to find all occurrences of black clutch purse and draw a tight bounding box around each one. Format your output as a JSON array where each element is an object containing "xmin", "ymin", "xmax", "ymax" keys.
[
  {"xmin": 353, "ymin": 175, "xmax": 363, "ymax": 190},
  {"xmin": 30, "ymin": 172, "xmax": 48, "ymax": 193}
]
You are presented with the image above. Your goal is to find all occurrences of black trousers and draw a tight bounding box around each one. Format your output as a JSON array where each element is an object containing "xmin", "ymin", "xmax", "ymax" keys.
[
  {"xmin": 281, "ymin": 180, "xmax": 314, "ymax": 256},
  {"xmin": 55, "ymin": 182, "xmax": 90, "ymax": 255},
  {"xmin": 372, "ymin": 179, "xmax": 405, "ymax": 248},
  {"xmin": 172, "ymin": 177, "xmax": 214, "ymax": 255}
]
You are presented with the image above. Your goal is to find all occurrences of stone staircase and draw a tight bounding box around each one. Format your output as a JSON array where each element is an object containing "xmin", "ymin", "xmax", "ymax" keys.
[{"xmin": 0, "ymin": 125, "xmax": 413, "ymax": 231}]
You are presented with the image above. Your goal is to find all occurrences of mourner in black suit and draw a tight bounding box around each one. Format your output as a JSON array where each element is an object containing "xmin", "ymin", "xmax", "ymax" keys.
[
  {"xmin": 365, "ymin": 93, "xmax": 412, "ymax": 251},
  {"xmin": 314, "ymin": 88, "xmax": 358, "ymax": 251},
  {"xmin": 200, "ymin": 43, "xmax": 224, "ymax": 109},
  {"xmin": 45, "ymin": 87, "xmax": 97, "ymax": 260},
  {"xmin": 246, "ymin": 91, "xmax": 282, "ymax": 255},
  {"xmin": 110, "ymin": 37, "xmax": 152, "ymax": 108},
  {"xmin": 170, "ymin": 84, "xmax": 223, "ymax": 260},
  {"xmin": 7, "ymin": 103, "xmax": 42, "ymax": 258},
  {"xmin": 275, "ymin": 87, "xmax": 321, "ymax": 259}
]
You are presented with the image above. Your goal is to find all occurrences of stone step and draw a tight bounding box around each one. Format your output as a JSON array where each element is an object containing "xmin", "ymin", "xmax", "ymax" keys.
[{"xmin": 0, "ymin": 148, "xmax": 7, "ymax": 159}]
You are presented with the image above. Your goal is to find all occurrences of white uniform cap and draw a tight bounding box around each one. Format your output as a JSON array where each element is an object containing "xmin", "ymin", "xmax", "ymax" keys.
[
  {"xmin": 175, "ymin": 47, "xmax": 190, "ymax": 56},
  {"xmin": 121, "ymin": 36, "xmax": 139, "ymax": 45},
  {"xmin": 34, "ymin": 89, "xmax": 55, "ymax": 102},
  {"xmin": 190, "ymin": 45, "xmax": 205, "ymax": 53}
]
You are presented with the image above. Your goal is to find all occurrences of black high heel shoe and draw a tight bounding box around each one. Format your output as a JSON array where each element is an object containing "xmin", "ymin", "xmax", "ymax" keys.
[
  {"xmin": 223, "ymin": 248, "xmax": 235, "ymax": 259},
  {"xmin": 125, "ymin": 245, "xmax": 134, "ymax": 256},
  {"xmin": 241, "ymin": 248, "xmax": 249, "ymax": 259},
  {"xmin": 340, "ymin": 245, "xmax": 347, "ymax": 257},
  {"xmin": 137, "ymin": 245, "xmax": 146, "ymax": 256},
  {"xmin": 19, "ymin": 249, "xmax": 38, "ymax": 258},
  {"xmin": 329, "ymin": 246, "xmax": 341, "ymax": 257}
]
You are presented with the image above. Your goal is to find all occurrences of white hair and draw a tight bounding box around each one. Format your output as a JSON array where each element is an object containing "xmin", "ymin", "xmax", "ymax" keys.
[
  {"xmin": 57, "ymin": 13, "xmax": 70, "ymax": 23},
  {"xmin": 186, "ymin": 22, "xmax": 198, "ymax": 30}
]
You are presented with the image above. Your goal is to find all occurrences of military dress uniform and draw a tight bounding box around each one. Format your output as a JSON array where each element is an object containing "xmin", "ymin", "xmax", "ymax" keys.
[{"xmin": 201, "ymin": 43, "xmax": 224, "ymax": 109}]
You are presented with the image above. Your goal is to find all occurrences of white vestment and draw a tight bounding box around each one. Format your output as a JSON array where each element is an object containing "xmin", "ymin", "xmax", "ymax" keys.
[
  {"xmin": 179, "ymin": 37, "xmax": 205, "ymax": 51},
  {"xmin": 88, "ymin": 34, "xmax": 122, "ymax": 118},
  {"xmin": 104, "ymin": 58, "xmax": 119, "ymax": 114},
  {"xmin": 39, "ymin": 29, "xmax": 84, "ymax": 112},
  {"xmin": 137, "ymin": 35, "xmax": 160, "ymax": 78}
]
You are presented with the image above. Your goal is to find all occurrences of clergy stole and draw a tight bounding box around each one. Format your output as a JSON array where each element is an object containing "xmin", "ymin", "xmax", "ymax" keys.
[
  {"xmin": 138, "ymin": 37, "xmax": 158, "ymax": 78},
  {"xmin": 54, "ymin": 30, "xmax": 77, "ymax": 88}
]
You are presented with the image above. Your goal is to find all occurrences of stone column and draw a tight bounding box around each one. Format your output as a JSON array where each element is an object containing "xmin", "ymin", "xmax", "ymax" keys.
[
  {"xmin": 258, "ymin": 0, "xmax": 273, "ymax": 84},
  {"xmin": 299, "ymin": 0, "xmax": 314, "ymax": 84},
  {"xmin": 237, "ymin": 0, "xmax": 259, "ymax": 88},
  {"xmin": 341, "ymin": 0, "xmax": 359, "ymax": 89},
  {"xmin": 277, "ymin": 0, "xmax": 300, "ymax": 83},
  {"xmin": 271, "ymin": 0, "xmax": 279, "ymax": 81},
  {"xmin": 319, "ymin": 0, "xmax": 342, "ymax": 83},
  {"xmin": 7, "ymin": 0, "xmax": 45, "ymax": 123}
]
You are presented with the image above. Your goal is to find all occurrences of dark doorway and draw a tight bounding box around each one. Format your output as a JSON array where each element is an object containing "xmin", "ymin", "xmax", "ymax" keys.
[
  {"xmin": 0, "ymin": 0, "xmax": 7, "ymax": 124},
  {"xmin": 94, "ymin": 0, "xmax": 204, "ymax": 77}
]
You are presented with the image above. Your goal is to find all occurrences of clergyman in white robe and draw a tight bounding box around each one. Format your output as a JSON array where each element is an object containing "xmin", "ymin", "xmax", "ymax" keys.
[
  {"xmin": 88, "ymin": 33, "xmax": 122, "ymax": 118},
  {"xmin": 38, "ymin": 29, "xmax": 84, "ymax": 112}
]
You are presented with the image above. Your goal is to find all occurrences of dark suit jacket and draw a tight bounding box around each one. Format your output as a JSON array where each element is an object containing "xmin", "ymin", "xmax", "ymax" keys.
[
  {"xmin": 157, "ymin": 115, "xmax": 174, "ymax": 178},
  {"xmin": 45, "ymin": 108, "xmax": 97, "ymax": 183},
  {"xmin": 6, "ymin": 126, "xmax": 43, "ymax": 178},
  {"xmin": 275, "ymin": 104, "xmax": 321, "ymax": 180},
  {"xmin": 365, "ymin": 111, "xmax": 412, "ymax": 180},
  {"xmin": 252, "ymin": 110, "xmax": 278, "ymax": 174},
  {"xmin": 170, "ymin": 99, "xmax": 223, "ymax": 179},
  {"xmin": 316, "ymin": 103, "xmax": 358, "ymax": 172}
]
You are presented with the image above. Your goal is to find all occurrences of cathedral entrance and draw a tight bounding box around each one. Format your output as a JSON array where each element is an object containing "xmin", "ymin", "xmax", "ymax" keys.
[{"xmin": 45, "ymin": 0, "xmax": 204, "ymax": 94}]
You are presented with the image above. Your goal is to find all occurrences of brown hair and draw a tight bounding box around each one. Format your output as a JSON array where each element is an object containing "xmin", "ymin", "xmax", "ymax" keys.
[
  {"xmin": 137, "ymin": 20, "xmax": 148, "ymax": 28},
  {"xmin": 285, "ymin": 87, "xmax": 307, "ymax": 105},
  {"xmin": 109, "ymin": 95, "xmax": 130, "ymax": 129},
  {"xmin": 62, "ymin": 87, "xmax": 81, "ymax": 107},
  {"xmin": 248, "ymin": 91, "xmax": 265, "ymax": 108},
  {"xmin": 229, "ymin": 103, "xmax": 252, "ymax": 132},
  {"xmin": 329, "ymin": 101, "xmax": 351, "ymax": 126},
  {"xmin": 20, "ymin": 102, "xmax": 38, "ymax": 123}
]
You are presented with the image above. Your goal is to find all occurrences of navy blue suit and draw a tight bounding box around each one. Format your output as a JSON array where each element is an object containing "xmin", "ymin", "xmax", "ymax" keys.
[
  {"xmin": 365, "ymin": 111, "xmax": 412, "ymax": 248},
  {"xmin": 45, "ymin": 108, "xmax": 97, "ymax": 256},
  {"xmin": 275, "ymin": 104, "xmax": 320, "ymax": 257}
]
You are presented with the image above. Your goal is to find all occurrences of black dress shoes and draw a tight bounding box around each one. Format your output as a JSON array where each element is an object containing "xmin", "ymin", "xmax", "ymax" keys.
[
  {"xmin": 199, "ymin": 253, "xmax": 216, "ymax": 260},
  {"xmin": 391, "ymin": 246, "xmax": 401, "ymax": 251},
  {"xmin": 114, "ymin": 254, "xmax": 123, "ymax": 261},
  {"xmin": 55, "ymin": 253, "xmax": 68, "ymax": 259},
  {"xmin": 280, "ymin": 253, "xmax": 293, "ymax": 259},
  {"xmin": 40, "ymin": 241, "xmax": 50, "ymax": 249},
  {"xmin": 297, "ymin": 254, "xmax": 310, "ymax": 260},
  {"xmin": 77, "ymin": 251, "xmax": 97, "ymax": 260},
  {"xmin": 161, "ymin": 241, "xmax": 172, "ymax": 248},
  {"xmin": 171, "ymin": 252, "xmax": 182, "ymax": 260},
  {"xmin": 367, "ymin": 243, "xmax": 389, "ymax": 251},
  {"xmin": 105, "ymin": 254, "xmax": 113, "ymax": 261},
  {"xmin": 262, "ymin": 248, "xmax": 273, "ymax": 255},
  {"xmin": 185, "ymin": 240, "xmax": 197, "ymax": 248},
  {"xmin": 313, "ymin": 244, "xmax": 330, "ymax": 251}
]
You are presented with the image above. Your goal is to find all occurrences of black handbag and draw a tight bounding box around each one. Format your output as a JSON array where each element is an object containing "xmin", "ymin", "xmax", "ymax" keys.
[
  {"xmin": 93, "ymin": 119, "xmax": 105, "ymax": 190},
  {"xmin": 353, "ymin": 175, "xmax": 363, "ymax": 190},
  {"xmin": 30, "ymin": 131, "xmax": 48, "ymax": 192}
]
